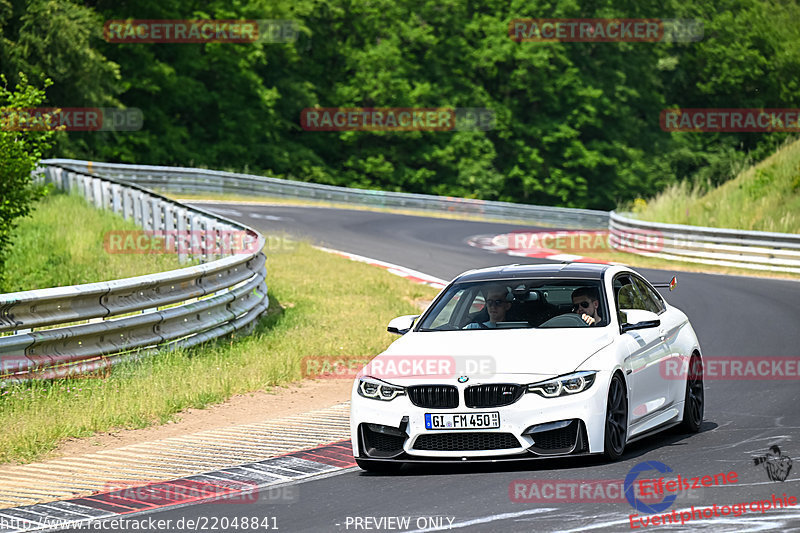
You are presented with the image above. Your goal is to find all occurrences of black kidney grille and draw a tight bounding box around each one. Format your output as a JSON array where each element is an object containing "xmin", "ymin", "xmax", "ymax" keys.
[
  {"xmin": 408, "ymin": 385, "xmax": 459, "ymax": 409},
  {"xmin": 413, "ymin": 432, "xmax": 520, "ymax": 451},
  {"xmin": 464, "ymin": 384, "xmax": 525, "ymax": 408}
]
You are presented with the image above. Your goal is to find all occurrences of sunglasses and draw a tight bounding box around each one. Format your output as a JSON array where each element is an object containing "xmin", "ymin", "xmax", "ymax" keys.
[
  {"xmin": 573, "ymin": 301, "xmax": 592, "ymax": 309},
  {"xmin": 486, "ymin": 299, "xmax": 507, "ymax": 306}
]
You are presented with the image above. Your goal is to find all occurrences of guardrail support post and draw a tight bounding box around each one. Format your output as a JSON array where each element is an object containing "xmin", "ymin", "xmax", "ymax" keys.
[
  {"xmin": 141, "ymin": 194, "xmax": 152, "ymax": 231},
  {"xmin": 177, "ymin": 207, "xmax": 188, "ymax": 264},
  {"xmin": 123, "ymin": 188, "xmax": 133, "ymax": 220},
  {"xmin": 133, "ymin": 191, "xmax": 144, "ymax": 227},
  {"xmin": 111, "ymin": 184, "xmax": 122, "ymax": 214}
]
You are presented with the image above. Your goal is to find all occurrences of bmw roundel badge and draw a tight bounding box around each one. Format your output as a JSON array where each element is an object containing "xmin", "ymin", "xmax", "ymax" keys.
[{"xmin": 457, "ymin": 376, "xmax": 469, "ymax": 383}]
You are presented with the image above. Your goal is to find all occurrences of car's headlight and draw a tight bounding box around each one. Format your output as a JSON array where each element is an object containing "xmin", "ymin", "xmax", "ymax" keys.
[
  {"xmin": 527, "ymin": 371, "xmax": 597, "ymax": 398},
  {"xmin": 357, "ymin": 377, "xmax": 405, "ymax": 401}
]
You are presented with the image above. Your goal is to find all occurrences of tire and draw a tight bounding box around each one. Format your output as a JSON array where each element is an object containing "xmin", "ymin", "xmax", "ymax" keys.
[
  {"xmin": 603, "ymin": 372, "xmax": 628, "ymax": 461},
  {"xmin": 680, "ymin": 354, "xmax": 704, "ymax": 433},
  {"xmin": 355, "ymin": 458, "xmax": 403, "ymax": 473}
]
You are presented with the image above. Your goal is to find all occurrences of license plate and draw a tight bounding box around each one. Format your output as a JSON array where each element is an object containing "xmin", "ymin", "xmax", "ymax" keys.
[{"xmin": 425, "ymin": 412, "xmax": 500, "ymax": 430}]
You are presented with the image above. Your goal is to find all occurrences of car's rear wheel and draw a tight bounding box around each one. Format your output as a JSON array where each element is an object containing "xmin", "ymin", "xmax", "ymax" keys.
[
  {"xmin": 355, "ymin": 458, "xmax": 403, "ymax": 473},
  {"xmin": 680, "ymin": 354, "xmax": 704, "ymax": 433},
  {"xmin": 603, "ymin": 372, "xmax": 628, "ymax": 461}
]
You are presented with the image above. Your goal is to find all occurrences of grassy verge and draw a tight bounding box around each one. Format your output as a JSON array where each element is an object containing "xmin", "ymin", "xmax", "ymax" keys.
[
  {"xmin": 0, "ymin": 192, "xmax": 186, "ymax": 293},
  {"xmin": 628, "ymin": 137, "xmax": 800, "ymax": 234},
  {"xmin": 0, "ymin": 240, "xmax": 438, "ymax": 464}
]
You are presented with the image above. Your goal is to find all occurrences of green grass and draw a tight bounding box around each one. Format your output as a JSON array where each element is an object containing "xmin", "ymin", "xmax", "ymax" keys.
[
  {"xmin": 0, "ymin": 241, "xmax": 437, "ymax": 464},
  {"xmin": 627, "ymin": 137, "xmax": 800, "ymax": 234},
  {"xmin": 0, "ymin": 192, "xmax": 187, "ymax": 293}
]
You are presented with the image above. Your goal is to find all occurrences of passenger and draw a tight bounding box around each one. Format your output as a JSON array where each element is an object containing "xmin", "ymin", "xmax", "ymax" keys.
[{"xmin": 465, "ymin": 286, "xmax": 511, "ymax": 328}]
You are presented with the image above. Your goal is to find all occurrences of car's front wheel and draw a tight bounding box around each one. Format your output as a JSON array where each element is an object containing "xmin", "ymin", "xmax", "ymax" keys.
[
  {"xmin": 603, "ymin": 372, "xmax": 628, "ymax": 461},
  {"xmin": 355, "ymin": 458, "xmax": 403, "ymax": 474},
  {"xmin": 680, "ymin": 354, "xmax": 704, "ymax": 433}
]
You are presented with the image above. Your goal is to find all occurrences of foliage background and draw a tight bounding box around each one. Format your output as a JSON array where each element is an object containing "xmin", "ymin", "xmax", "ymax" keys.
[{"xmin": 2, "ymin": 0, "xmax": 799, "ymax": 211}]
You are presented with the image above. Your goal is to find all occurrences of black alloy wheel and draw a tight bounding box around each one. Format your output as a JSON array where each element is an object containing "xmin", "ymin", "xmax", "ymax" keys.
[
  {"xmin": 603, "ymin": 372, "xmax": 628, "ymax": 461},
  {"xmin": 680, "ymin": 354, "xmax": 704, "ymax": 432}
]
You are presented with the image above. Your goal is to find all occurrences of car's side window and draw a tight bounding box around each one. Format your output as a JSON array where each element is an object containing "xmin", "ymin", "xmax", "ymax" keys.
[
  {"xmin": 462, "ymin": 289, "xmax": 493, "ymax": 326},
  {"xmin": 614, "ymin": 275, "xmax": 636, "ymax": 308},
  {"xmin": 632, "ymin": 276, "xmax": 665, "ymax": 314},
  {"xmin": 614, "ymin": 274, "xmax": 652, "ymax": 317}
]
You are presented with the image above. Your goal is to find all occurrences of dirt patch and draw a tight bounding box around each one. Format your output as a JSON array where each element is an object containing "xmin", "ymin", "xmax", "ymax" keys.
[{"xmin": 46, "ymin": 379, "xmax": 353, "ymax": 460}]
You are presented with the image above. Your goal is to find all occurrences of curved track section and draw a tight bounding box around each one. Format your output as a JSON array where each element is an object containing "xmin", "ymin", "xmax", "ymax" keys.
[{"xmin": 43, "ymin": 204, "xmax": 800, "ymax": 532}]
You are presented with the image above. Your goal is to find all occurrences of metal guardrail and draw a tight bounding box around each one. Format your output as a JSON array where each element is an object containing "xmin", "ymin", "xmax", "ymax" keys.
[
  {"xmin": 609, "ymin": 211, "xmax": 800, "ymax": 274},
  {"xmin": 0, "ymin": 165, "xmax": 269, "ymax": 383},
  {"xmin": 42, "ymin": 159, "xmax": 610, "ymax": 230}
]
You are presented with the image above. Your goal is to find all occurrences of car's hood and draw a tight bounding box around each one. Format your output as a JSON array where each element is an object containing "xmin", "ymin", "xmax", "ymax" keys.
[{"xmin": 372, "ymin": 328, "xmax": 614, "ymax": 379}]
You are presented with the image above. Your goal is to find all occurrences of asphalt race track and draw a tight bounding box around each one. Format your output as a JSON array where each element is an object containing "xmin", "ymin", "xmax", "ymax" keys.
[{"xmin": 76, "ymin": 203, "xmax": 800, "ymax": 532}]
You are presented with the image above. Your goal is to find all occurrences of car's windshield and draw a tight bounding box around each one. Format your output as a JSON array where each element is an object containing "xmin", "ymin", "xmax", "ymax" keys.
[{"xmin": 417, "ymin": 279, "xmax": 608, "ymax": 331}]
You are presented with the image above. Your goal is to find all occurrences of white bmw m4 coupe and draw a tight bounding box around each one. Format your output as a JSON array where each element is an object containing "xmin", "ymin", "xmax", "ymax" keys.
[{"xmin": 350, "ymin": 263, "xmax": 704, "ymax": 472}]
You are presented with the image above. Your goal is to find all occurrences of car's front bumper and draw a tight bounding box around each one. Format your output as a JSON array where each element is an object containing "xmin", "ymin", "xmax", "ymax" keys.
[{"xmin": 349, "ymin": 373, "xmax": 611, "ymax": 461}]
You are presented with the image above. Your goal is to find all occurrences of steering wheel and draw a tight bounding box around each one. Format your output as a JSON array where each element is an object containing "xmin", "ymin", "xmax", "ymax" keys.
[{"xmin": 538, "ymin": 313, "xmax": 590, "ymax": 328}]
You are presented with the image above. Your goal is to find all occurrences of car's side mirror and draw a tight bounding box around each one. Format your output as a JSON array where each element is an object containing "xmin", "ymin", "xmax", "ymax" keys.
[
  {"xmin": 620, "ymin": 309, "xmax": 661, "ymax": 332},
  {"xmin": 387, "ymin": 315, "xmax": 419, "ymax": 335}
]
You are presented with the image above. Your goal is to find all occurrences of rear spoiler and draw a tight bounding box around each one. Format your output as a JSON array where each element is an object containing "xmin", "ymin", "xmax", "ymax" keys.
[{"xmin": 652, "ymin": 276, "xmax": 678, "ymax": 291}]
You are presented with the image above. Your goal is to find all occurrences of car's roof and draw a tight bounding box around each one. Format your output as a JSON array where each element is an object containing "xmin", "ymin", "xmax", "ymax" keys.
[{"xmin": 454, "ymin": 262, "xmax": 615, "ymax": 283}]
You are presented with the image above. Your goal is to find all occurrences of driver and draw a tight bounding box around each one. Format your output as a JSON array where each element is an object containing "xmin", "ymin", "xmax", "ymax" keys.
[
  {"xmin": 571, "ymin": 287, "xmax": 602, "ymax": 326},
  {"xmin": 465, "ymin": 285, "xmax": 511, "ymax": 328}
]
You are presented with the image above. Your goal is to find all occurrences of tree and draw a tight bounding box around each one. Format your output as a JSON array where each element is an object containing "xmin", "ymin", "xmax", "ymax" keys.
[{"xmin": 0, "ymin": 74, "xmax": 55, "ymax": 284}]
